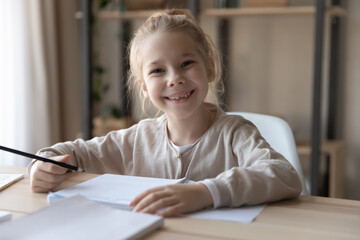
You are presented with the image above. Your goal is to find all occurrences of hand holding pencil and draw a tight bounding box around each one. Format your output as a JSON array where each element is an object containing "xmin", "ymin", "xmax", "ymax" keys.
[
  {"xmin": 0, "ymin": 145, "xmax": 83, "ymax": 172},
  {"xmin": 29, "ymin": 155, "xmax": 73, "ymax": 193},
  {"xmin": 0, "ymin": 145, "xmax": 83, "ymax": 193}
]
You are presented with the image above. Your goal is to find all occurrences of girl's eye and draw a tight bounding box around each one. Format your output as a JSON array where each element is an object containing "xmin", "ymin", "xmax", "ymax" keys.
[
  {"xmin": 150, "ymin": 68, "xmax": 164, "ymax": 74},
  {"xmin": 181, "ymin": 60, "xmax": 194, "ymax": 68}
]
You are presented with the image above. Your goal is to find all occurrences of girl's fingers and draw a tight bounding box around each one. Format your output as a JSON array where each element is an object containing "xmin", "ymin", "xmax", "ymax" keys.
[
  {"xmin": 34, "ymin": 168, "xmax": 66, "ymax": 184},
  {"xmin": 129, "ymin": 186, "xmax": 166, "ymax": 207},
  {"xmin": 30, "ymin": 155, "xmax": 70, "ymax": 193},
  {"xmin": 130, "ymin": 183, "xmax": 214, "ymax": 217},
  {"xmin": 155, "ymin": 203, "xmax": 183, "ymax": 217},
  {"xmin": 131, "ymin": 185, "xmax": 185, "ymax": 214},
  {"xmin": 30, "ymin": 178, "xmax": 59, "ymax": 193},
  {"xmin": 136, "ymin": 195, "xmax": 179, "ymax": 214},
  {"xmin": 37, "ymin": 155, "xmax": 71, "ymax": 174},
  {"xmin": 30, "ymin": 172, "xmax": 65, "ymax": 192}
]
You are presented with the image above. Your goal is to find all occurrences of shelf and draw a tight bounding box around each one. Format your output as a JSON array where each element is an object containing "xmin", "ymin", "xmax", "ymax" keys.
[
  {"xmin": 95, "ymin": 6, "xmax": 346, "ymax": 21},
  {"xmin": 201, "ymin": 6, "xmax": 347, "ymax": 17}
]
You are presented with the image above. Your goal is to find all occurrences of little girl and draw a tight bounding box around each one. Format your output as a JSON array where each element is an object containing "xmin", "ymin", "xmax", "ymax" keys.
[{"xmin": 29, "ymin": 9, "xmax": 301, "ymax": 217}]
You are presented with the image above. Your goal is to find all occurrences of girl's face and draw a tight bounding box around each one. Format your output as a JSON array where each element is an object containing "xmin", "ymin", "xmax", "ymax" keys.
[{"xmin": 140, "ymin": 31, "xmax": 213, "ymax": 121}]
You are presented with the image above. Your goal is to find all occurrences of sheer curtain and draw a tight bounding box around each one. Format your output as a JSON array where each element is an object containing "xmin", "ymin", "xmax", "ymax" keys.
[{"xmin": 0, "ymin": 0, "xmax": 60, "ymax": 166}]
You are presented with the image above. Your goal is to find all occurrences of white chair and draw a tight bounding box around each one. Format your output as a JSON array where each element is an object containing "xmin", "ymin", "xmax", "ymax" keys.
[{"xmin": 227, "ymin": 112, "xmax": 308, "ymax": 195}]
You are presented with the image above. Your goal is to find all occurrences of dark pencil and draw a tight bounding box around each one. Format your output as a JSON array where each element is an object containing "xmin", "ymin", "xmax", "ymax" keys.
[{"xmin": 0, "ymin": 145, "xmax": 84, "ymax": 172}]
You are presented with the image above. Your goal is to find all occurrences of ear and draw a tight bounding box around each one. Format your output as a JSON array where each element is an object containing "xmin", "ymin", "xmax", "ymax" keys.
[{"xmin": 138, "ymin": 79, "xmax": 149, "ymax": 98}]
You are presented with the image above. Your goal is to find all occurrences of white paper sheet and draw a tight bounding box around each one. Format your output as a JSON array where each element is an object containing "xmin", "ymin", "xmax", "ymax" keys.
[
  {"xmin": 0, "ymin": 195, "xmax": 163, "ymax": 240},
  {"xmin": 185, "ymin": 204, "xmax": 266, "ymax": 223},
  {"xmin": 48, "ymin": 174, "xmax": 181, "ymax": 210}
]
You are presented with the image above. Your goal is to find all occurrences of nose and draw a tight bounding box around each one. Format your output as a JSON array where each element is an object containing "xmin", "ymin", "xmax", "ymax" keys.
[{"xmin": 167, "ymin": 71, "xmax": 185, "ymax": 87}]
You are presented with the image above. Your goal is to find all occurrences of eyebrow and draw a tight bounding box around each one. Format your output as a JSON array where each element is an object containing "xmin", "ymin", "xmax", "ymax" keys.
[{"xmin": 146, "ymin": 53, "xmax": 196, "ymax": 66}]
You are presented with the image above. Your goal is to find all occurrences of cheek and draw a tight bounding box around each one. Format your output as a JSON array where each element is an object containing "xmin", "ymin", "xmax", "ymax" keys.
[{"xmin": 144, "ymin": 82, "xmax": 158, "ymax": 97}]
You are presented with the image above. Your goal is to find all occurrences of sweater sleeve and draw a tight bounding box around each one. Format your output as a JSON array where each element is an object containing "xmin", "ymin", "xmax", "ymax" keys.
[
  {"xmin": 30, "ymin": 125, "xmax": 139, "ymax": 174},
  {"xmin": 202, "ymin": 120, "xmax": 302, "ymax": 208}
]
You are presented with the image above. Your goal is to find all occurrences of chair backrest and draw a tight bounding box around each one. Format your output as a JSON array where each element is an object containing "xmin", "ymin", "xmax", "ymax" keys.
[{"xmin": 227, "ymin": 112, "xmax": 308, "ymax": 195}]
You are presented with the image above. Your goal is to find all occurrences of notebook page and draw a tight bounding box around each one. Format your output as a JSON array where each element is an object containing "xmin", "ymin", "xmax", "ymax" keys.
[
  {"xmin": 48, "ymin": 174, "xmax": 181, "ymax": 209},
  {"xmin": 0, "ymin": 195, "xmax": 163, "ymax": 240}
]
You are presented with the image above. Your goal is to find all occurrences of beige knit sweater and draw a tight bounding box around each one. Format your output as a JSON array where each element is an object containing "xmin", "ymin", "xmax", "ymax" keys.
[{"xmin": 34, "ymin": 106, "xmax": 302, "ymax": 208}]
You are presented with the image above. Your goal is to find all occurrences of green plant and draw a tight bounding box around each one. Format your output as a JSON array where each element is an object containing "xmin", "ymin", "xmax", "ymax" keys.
[{"xmin": 91, "ymin": 0, "xmax": 123, "ymax": 119}]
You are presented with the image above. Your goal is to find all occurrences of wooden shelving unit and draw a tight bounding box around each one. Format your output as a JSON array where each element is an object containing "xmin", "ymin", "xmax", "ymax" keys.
[
  {"xmin": 297, "ymin": 140, "xmax": 346, "ymax": 198},
  {"xmin": 80, "ymin": 0, "xmax": 347, "ymax": 196}
]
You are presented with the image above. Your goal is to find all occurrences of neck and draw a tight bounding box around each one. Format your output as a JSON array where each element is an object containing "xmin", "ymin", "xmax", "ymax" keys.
[{"xmin": 167, "ymin": 104, "xmax": 214, "ymax": 146}]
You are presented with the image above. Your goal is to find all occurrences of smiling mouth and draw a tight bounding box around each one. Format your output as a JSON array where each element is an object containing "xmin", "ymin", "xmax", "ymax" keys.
[{"xmin": 165, "ymin": 90, "xmax": 194, "ymax": 101}]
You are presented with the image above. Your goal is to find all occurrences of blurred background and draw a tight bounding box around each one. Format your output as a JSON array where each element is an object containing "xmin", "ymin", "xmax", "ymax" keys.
[{"xmin": 0, "ymin": 0, "xmax": 359, "ymax": 200}]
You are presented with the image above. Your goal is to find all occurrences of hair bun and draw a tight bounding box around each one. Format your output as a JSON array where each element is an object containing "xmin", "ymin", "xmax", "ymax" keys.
[
  {"xmin": 148, "ymin": 9, "xmax": 196, "ymax": 23},
  {"xmin": 166, "ymin": 9, "xmax": 196, "ymax": 22}
]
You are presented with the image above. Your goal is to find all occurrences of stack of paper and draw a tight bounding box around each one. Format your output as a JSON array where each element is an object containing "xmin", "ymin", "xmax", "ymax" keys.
[{"xmin": 0, "ymin": 195, "xmax": 163, "ymax": 240}]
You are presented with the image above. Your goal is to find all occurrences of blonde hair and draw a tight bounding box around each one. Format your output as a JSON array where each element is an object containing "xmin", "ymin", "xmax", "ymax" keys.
[{"xmin": 127, "ymin": 9, "xmax": 223, "ymax": 114}]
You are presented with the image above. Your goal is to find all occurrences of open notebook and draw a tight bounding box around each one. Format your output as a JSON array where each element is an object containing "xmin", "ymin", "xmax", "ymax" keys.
[
  {"xmin": 0, "ymin": 195, "xmax": 163, "ymax": 240},
  {"xmin": 48, "ymin": 174, "xmax": 187, "ymax": 210},
  {"xmin": 47, "ymin": 174, "xmax": 265, "ymax": 223}
]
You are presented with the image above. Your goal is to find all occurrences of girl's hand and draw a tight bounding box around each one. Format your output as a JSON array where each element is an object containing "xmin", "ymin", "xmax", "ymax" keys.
[
  {"xmin": 29, "ymin": 155, "xmax": 71, "ymax": 193},
  {"xmin": 129, "ymin": 183, "xmax": 213, "ymax": 217}
]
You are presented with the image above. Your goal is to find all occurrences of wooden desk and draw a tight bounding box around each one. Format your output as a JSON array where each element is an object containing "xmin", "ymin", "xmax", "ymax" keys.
[{"xmin": 1, "ymin": 166, "xmax": 359, "ymax": 240}]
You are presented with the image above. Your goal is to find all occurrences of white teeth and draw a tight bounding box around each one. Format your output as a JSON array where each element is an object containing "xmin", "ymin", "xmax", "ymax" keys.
[{"xmin": 169, "ymin": 92, "xmax": 191, "ymax": 100}]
